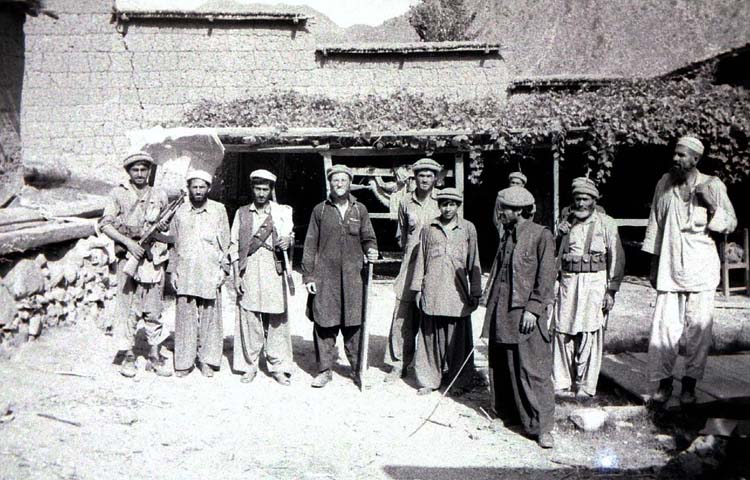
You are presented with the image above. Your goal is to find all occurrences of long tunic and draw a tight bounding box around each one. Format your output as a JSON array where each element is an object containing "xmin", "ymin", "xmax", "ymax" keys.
[
  {"xmin": 169, "ymin": 199, "xmax": 230, "ymax": 300},
  {"xmin": 554, "ymin": 211, "xmax": 625, "ymax": 334},
  {"xmin": 410, "ymin": 218, "xmax": 482, "ymax": 317},
  {"xmin": 301, "ymin": 195, "xmax": 377, "ymax": 327},
  {"xmin": 642, "ymin": 171, "xmax": 736, "ymax": 292},
  {"xmin": 393, "ymin": 190, "xmax": 440, "ymax": 301},
  {"xmin": 229, "ymin": 201, "xmax": 287, "ymax": 314}
]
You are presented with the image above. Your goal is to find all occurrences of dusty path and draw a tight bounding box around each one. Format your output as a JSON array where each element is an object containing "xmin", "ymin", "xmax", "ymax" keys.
[{"xmin": 1, "ymin": 275, "xmax": 675, "ymax": 480}]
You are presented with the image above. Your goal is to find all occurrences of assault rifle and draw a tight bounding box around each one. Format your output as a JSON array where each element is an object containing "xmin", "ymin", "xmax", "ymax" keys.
[{"xmin": 122, "ymin": 191, "xmax": 186, "ymax": 277}]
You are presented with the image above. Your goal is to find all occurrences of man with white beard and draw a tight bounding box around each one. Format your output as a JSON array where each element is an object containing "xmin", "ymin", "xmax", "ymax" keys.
[
  {"xmin": 552, "ymin": 177, "xmax": 625, "ymax": 399},
  {"xmin": 643, "ymin": 136, "xmax": 736, "ymax": 405}
]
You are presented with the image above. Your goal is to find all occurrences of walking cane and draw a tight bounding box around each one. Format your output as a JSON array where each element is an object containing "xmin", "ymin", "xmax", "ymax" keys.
[{"xmin": 358, "ymin": 260, "xmax": 374, "ymax": 392}]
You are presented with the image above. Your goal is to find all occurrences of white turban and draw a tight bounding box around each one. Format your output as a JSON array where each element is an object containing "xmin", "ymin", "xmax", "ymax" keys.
[
  {"xmin": 250, "ymin": 169, "xmax": 277, "ymax": 183},
  {"xmin": 677, "ymin": 136, "xmax": 704, "ymax": 155},
  {"xmin": 186, "ymin": 169, "xmax": 212, "ymax": 185}
]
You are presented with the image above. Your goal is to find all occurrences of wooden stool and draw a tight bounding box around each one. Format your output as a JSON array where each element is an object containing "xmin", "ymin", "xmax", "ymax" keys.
[{"xmin": 721, "ymin": 228, "xmax": 750, "ymax": 297}]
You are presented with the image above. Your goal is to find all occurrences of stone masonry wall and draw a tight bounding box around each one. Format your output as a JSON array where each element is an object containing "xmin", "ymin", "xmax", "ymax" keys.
[{"xmin": 21, "ymin": 0, "xmax": 508, "ymax": 185}]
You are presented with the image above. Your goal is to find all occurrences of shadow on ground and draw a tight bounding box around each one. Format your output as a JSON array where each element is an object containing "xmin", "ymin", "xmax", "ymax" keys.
[{"xmin": 381, "ymin": 465, "xmax": 658, "ymax": 480}]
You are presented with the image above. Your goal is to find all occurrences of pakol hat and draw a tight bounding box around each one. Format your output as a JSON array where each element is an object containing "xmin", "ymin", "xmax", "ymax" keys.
[
  {"xmin": 571, "ymin": 177, "xmax": 599, "ymax": 199},
  {"xmin": 123, "ymin": 151, "xmax": 154, "ymax": 169},
  {"xmin": 326, "ymin": 164, "xmax": 353, "ymax": 180},
  {"xmin": 497, "ymin": 186, "xmax": 535, "ymax": 208},
  {"xmin": 508, "ymin": 171, "xmax": 527, "ymax": 185},
  {"xmin": 186, "ymin": 169, "xmax": 212, "ymax": 185},
  {"xmin": 250, "ymin": 169, "xmax": 277, "ymax": 183},
  {"xmin": 676, "ymin": 136, "xmax": 704, "ymax": 155},
  {"xmin": 435, "ymin": 187, "xmax": 463, "ymax": 203},
  {"xmin": 411, "ymin": 158, "xmax": 442, "ymax": 173}
]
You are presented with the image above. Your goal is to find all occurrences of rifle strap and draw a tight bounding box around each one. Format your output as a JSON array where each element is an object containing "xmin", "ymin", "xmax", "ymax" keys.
[{"xmin": 247, "ymin": 214, "xmax": 275, "ymax": 257}]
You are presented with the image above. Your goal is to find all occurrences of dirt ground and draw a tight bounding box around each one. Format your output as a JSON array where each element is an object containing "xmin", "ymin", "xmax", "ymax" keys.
[{"xmin": 1, "ymin": 274, "xmax": 732, "ymax": 480}]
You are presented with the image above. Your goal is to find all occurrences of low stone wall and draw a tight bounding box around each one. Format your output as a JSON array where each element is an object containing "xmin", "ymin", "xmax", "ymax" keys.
[{"xmin": 0, "ymin": 235, "xmax": 116, "ymax": 356}]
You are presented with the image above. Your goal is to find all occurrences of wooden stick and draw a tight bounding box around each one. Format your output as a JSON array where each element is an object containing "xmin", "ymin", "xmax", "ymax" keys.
[
  {"xmin": 36, "ymin": 413, "xmax": 81, "ymax": 427},
  {"xmin": 408, "ymin": 347, "xmax": 476, "ymax": 438},
  {"xmin": 358, "ymin": 262, "xmax": 374, "ymax": 392}
]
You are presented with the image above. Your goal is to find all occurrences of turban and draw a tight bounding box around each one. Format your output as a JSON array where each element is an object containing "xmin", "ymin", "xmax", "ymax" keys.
[
  {"xmin": 250, "ymin": 169, "xmax": 277, "ymax": 183},
  {"xmin": 676, "ymin": 136, "xmax": 704, "ymax": 155},
  {"xmin": 326, "ymin": 164, "xmax": 353, "ymax": 180},
  {"xmin": 122, "ymin": 151, "xmax": 154, "ymax": 169},
  {"xmin": 435, "ymin": 187, "xmax": 463, "ymax": 203},
  {"xmin": 411, "ymin": 158, "xmax": 442, "ymax": 173},
  {"xmin": 571, "ymin": 177, "xmax": 599, "ymax": 199},
  {"xmin": 508, "ymin": 171, "xmax": 527, "ymax": 185},
  {"xmin": 497, "ymin": 186, "xmax": 535, "ymax": 208},
  {"xmin": 186, "ymin": 169, "xmax": 212, "ymax": 185}
]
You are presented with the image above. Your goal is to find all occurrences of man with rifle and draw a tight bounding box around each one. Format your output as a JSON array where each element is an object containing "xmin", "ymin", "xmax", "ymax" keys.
[
  {"xmin": 230, "ymin": 169, "xmax": 295, "ymax": 386},
  {"xmin": 100, "ymin": 151, "xmax": 174, "ymax": 378}
]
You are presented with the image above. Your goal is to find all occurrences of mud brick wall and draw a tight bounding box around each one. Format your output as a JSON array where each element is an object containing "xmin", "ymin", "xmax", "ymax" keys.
[
  {"xmin": 21, "ymin": 0, "xmax": 508, "ymax": 185},
  {"xmin": 0, "ymin": 8, "xmax": 26, "ymax": 204}
]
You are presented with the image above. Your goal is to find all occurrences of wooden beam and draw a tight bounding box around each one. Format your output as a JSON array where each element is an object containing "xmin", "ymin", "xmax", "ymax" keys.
[
  {"xmin": 454, "ymin": 152, "xmax": 465, "ymax": 218},
  {"xmin": 369, "ymin": 212, "xmax": 396, "ymax": 220},
  {"xmin": 616, "ymin": 219, "xmax": 649, "ymax": 227},
  {"xmin": 553, "ymin": 156, "xmax": 560, "ymax": 230},
  {"xmin": 0, "ymin": 220, "xmax": 97, "ymax": 256},
  {"xmin": 321, "ymin": 152, "xmax": 333, "ymax": 198}
]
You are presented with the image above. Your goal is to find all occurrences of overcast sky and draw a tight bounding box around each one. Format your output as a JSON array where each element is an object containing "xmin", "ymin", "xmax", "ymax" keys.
[{"xmin": 253, "ymin": 0, "xmax": 419, "ymax": 27}]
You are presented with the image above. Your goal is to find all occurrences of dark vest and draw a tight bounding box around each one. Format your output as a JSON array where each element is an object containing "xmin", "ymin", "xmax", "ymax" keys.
[{"xmin": 236, "ymin": 205, "xmax": 277, "ymax": 274}]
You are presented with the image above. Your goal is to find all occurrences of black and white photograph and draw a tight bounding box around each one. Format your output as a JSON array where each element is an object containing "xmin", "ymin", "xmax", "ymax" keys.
[{"xmin": 1, "ymin": 0, "xmax": 749, "ymax": 478}]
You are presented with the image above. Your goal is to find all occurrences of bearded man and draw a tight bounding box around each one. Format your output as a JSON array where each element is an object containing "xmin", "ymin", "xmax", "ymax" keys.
[
  {"xmin": 552, "ymin": 177, "xmax": 625, "ymax": 399},
  {"xmin": 643, "ymin": 136, "xmax": 736, "ymax": 405}
]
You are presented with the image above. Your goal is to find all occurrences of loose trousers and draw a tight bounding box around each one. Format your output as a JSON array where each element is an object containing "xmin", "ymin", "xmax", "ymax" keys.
[
  {"xmin": 489, "ymin": 330, "xmax": 555, "ymax": 437},
  {"xmin": 234, "ymin": 308, "xmax": 293, "ymax": 375},
  {"xmin": 114, "ymin": 259, "xmax": 164, "ymax": 352},
  {"xmin": 414, "ymin": 314, "xmax": 474, "ymax": 390},
  {"xmin": 313, "ymin": 323, "xmax": 360, "ymax": 373},
  {"xmin": 174, "ymin": 295, "xmax": 223, "ymax": 371},
  {"xmin": 552, "ymin": 328, "xmax": 603, "ymax": 396},
  {"xmin": 648, "ymin": 291, "xmax": 714, "ymax": 381},
  {"xmin": 383, "ymin": 300, "xmax": 419, "ymax": 374}
]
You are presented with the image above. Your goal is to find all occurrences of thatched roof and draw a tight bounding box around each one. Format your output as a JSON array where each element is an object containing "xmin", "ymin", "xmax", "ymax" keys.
[{"xmin": 113, "ymin": 0, "xmax": 311, "ymax": 22}]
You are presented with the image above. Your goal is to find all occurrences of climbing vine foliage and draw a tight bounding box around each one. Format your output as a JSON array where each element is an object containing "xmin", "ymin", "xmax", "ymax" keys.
[{"xmin": 185, "ymin": 70, "xmax": 749, "ymax": 185}]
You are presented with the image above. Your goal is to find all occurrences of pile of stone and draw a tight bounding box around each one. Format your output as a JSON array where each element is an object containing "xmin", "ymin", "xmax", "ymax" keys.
[{"xmin": 0, "ymin": 235, "xmax": 116, "ymax": 354}]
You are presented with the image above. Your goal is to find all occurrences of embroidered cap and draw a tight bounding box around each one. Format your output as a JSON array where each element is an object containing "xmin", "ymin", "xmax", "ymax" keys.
[
  {"xmin": 250, "ymin": 169, "xmax": 277, "ymax": 183},
  {"xmin": 435, "ymin": 187, "xmax": 463, "ymax": 203},
  {"xmin": 411, "ymin": 158, "xmax": 442, "ymax": 173},
  {"xmin": 676, "ymin": 136, "xmax": 704, "ymax": 155},
  {"xmin": 326, "ymin": 164, "xmax": 353, "ymax": 180},
  {"xmin": 122, "ymin": 151, "xmax": 154, "ymax": 169},
  {"xmin": 508, "ymin": 171, "xmax": 527, "ymax": 186},
  {"xmin": 497, "ymin": 186, "xmax": 535, "ymax": 208},
  {"xmin": 571, "ymin": 177, "xmax": 599, "ymax": 199},
  {"xmin": 186, "ymin": 169, "xmax": 212, "ymax": 185}
]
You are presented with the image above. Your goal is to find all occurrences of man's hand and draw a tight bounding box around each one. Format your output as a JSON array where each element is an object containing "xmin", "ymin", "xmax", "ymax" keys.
[
  {"xmin": 366, "ymin": 248, "xmax": 379, "ymax": 263},
  {"xmin": 234, "ymin": 276, "xmax": 245, "ymax": 296},
  {"xmin": 414, "ymin": 291, "xmax": 422, "ymax": 308},
  {"xmin": 694, "ymin": 183, "xmax": 717, "ymax": 213},
  {"xmin": 276, "ymin": 236, "xmax": 291, "ymax": 251},
  {"xmin": 169, "ymin": 273, "xmax": 178, "ymax": 292},
  {"xmin": 126, "ymin": 240, "xmax": 145, "ymax": 260},
  {"xmin": 602, "ymin": 290, "xmax": 616, "ymax": 312},
  {"xmin": 305, "ymin": 282, "xmax": 317, "ymax": 295},
  {"xmin": 156, "ymin": 218, "xmax": 171, "ymax": 232},
  {"xmin": 649, "ymin": 255, "xmax": 659, "ymax": 289},
  {"xmin": 520, "ymin": 310, "xmax": 537, "ymax": 335},
  {"xmin": 557, "ymin": 220, "xmax": 571, "ymax": 236}
]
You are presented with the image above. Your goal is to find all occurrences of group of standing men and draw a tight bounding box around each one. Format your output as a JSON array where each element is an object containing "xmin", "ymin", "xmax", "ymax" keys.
[{"xmin": 101, "ymin": 134, "xmax": 736, "ymax": 449}]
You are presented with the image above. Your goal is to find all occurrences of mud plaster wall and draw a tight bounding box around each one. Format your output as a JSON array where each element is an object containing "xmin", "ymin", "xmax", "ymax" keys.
[
  {"xmin": 21, "ymin": 0, "xmax": 508, "ymax": 185},
  {"xmin": 0, "ymin": 9, "xmax": 25, "ymax": 202}
]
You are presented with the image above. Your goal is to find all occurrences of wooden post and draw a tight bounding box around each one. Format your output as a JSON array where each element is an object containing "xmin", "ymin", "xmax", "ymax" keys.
[
  {"xmin": 454, "ymin": 152, "xmax": 465, "ymax": 218},
  {"xmin": 321, "ymin": 152, "xmax": 333, "ymax": 198},
  {"xmin": 553, "ymin": 155, "xmax": 560, "ymax": 231}
]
